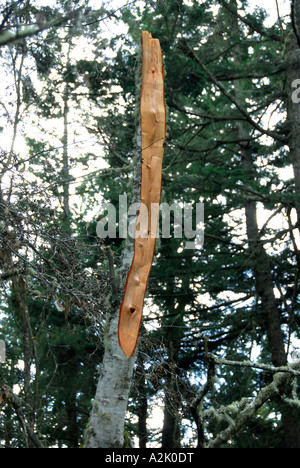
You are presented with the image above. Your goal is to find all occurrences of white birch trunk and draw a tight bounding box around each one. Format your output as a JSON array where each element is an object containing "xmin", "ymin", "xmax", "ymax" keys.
[
  {"xmin": 84, "ymin": 126, "xmax": 141, "ymax": 448},
  {"xmin": 84, "ymin": 313, "xmax": 135, "ymax": 448}
]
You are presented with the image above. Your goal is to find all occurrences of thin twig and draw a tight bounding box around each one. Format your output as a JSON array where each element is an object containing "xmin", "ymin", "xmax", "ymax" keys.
[
  {"xmin": 275, "ymin": 0, "xmax": 285, "ymax": 35},
  {"xmin": 210, "ymin": 353, "xmax": 300, "ymax": 377}
]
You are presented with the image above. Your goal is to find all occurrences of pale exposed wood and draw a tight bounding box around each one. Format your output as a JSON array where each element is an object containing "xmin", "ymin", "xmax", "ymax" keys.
[{"xmin": 118, "ymin": 31, "xmax": 166, "ymax": 356}]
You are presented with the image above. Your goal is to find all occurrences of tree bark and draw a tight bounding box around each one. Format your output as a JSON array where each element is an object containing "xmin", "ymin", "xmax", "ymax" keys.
[
  {"xmin": 287, "ymin": 4, "xmax": 300, "ymax": 229},
  {"xmin": 136, "ymin": 352, "xmax": 148, "ymax": 448},
  {"xmin": 162, "ymin": 389, "xmax": 181, "ymax": 448},
  {"xmin": 240, "ymin": 141, "xmax": 287, "ymax": 368},
  {"xmin": 83, "ymin": 313, "xmax": 135, "ymax": 448},
  {"xmin": 162, "ymin": 342, "xmax": 181, "ymax": 449}
]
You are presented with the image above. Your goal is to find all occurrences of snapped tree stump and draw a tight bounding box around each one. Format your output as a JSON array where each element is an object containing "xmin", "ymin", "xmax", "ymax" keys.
[{"xmin": 118, "ymin": 31, "xmax": 166, "ymax": 356}]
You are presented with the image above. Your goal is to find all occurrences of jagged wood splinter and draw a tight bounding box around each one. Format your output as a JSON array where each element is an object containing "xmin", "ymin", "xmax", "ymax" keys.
[{"xmin": 118, "ymin": 31, "xmax": 166, "ymax": 356}]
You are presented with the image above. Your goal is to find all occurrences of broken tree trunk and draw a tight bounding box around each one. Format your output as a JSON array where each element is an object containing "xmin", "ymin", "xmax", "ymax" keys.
[
  {"xmin": 84, "ymin": 31, "xmax": 165, "ymax": 448},
  {"xmin": 118, "ymin": 31, "xmax": 166, "ymax": 357}
]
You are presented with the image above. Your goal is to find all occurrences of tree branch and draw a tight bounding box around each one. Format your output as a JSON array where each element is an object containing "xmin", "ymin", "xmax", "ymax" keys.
[
  {"xmin": 179, "ymin": 39, "xmax": 286, "ymax": 144},
  {"xmin": 189, "ymin": 355, "xmax": 216, "ymax": 447},
  {"xmin": 0, "ymin": 8, "xmax": 83, "ymax": 47},
  {"xmin": 210, "ymin": 353, "xmax": 300, "ymax": 377},
  {"xmin": 0, "ymin": 385, "xmax": 44, "ymax": 448},
  {"xmin": 217, "ymin": 0, "xmax": 283, "ymax": 42},
  {"xmin": 206, "ymin": 358, "xmax": 300, "ymax": 448}
]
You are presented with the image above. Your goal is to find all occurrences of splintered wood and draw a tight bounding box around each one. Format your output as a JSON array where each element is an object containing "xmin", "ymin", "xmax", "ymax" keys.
[{"xmin": 118, "ymin": 31, "xmax": 166, "ymax": 356}]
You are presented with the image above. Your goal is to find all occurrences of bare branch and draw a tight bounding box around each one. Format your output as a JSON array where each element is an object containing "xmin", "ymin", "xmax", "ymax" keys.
[{"xmin": 210, "ymin": 353, "xmax": 300, "ymax": 377}]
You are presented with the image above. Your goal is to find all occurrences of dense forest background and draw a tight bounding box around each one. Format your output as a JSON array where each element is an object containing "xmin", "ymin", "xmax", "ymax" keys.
[{"xmin": 1, "ymin": 0, "xmax": 300, "ymax": 448}]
